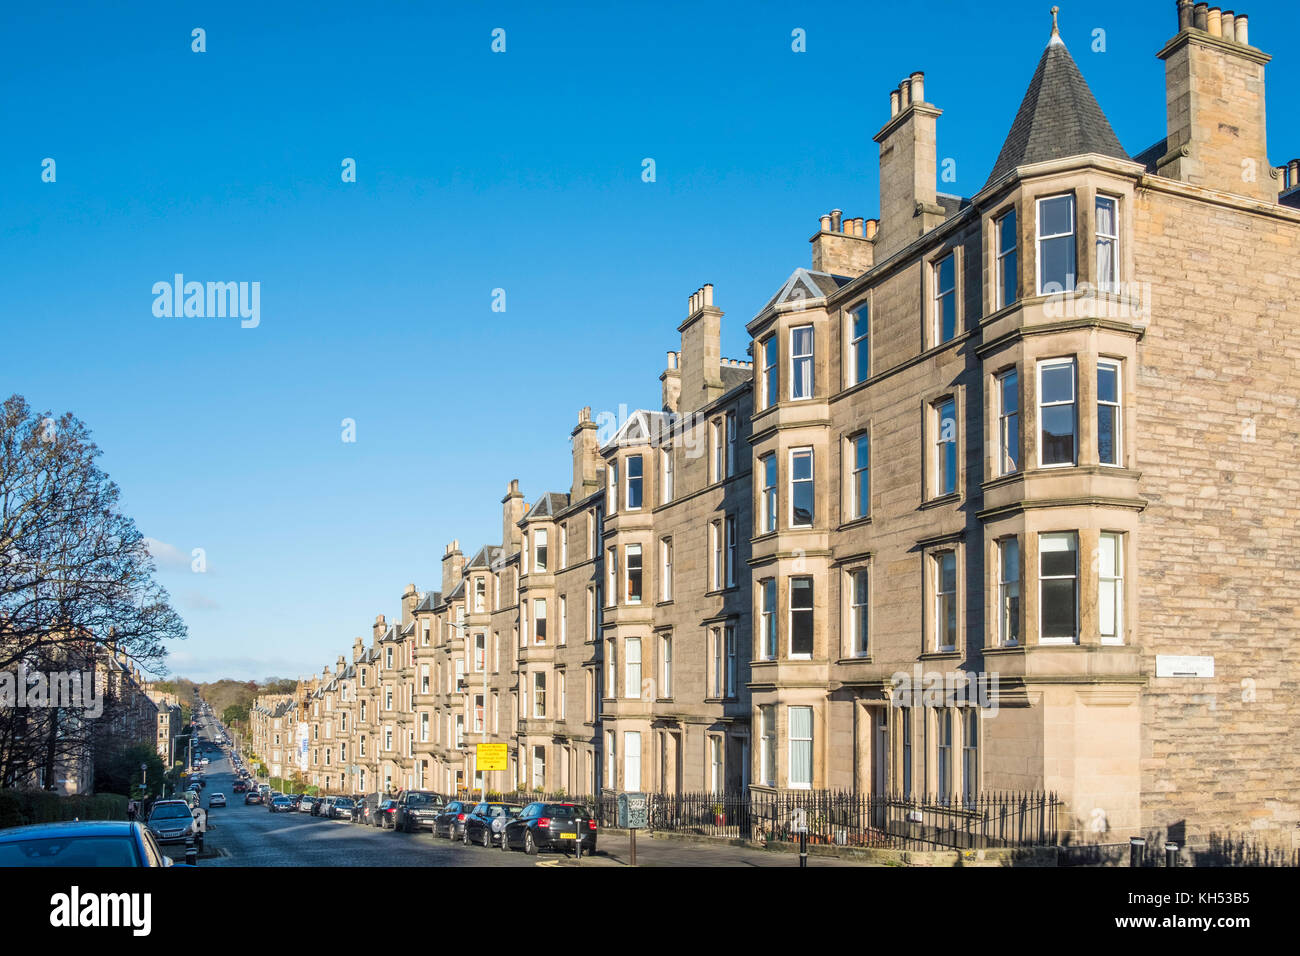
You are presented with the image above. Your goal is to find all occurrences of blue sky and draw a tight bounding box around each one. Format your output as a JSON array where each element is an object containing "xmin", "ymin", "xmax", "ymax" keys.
[{"xmin": 2, "ymin": 1, "xmax": 1295, "ymax": 682}]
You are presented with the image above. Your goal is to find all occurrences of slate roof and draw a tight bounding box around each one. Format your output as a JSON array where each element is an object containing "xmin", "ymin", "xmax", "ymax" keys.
[
  {"xmin": 984, "ymin": 30, "xmax": 1129, "ymax": 188},
  {"xmin": 761, "ymin": 268, "xmax": 852, "ymax": 313},
  {"xmin": 415, "ymin": 591, "xmax": 442, "ymax": 613},
  {"xmin": 721, "ymin": 364, "xmax": 753, "ymax": 393},
  {"xmin": 527, "ymin": 492, "xmax": 571, "ymax": 519},
  {"xmin": 466, "ymin": 545, "xmax": 504, "ymax": 570}
]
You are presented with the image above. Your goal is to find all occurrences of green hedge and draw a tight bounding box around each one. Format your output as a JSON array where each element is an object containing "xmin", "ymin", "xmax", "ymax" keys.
[{"xmin": 0, "ymin": 790, "xmax": 128, "ymax": 830}]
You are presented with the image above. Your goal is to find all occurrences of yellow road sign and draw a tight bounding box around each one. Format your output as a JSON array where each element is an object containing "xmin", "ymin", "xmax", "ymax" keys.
[{"xmin": 476, "ymin": 743, "xmax": 508, "ymax": 772}]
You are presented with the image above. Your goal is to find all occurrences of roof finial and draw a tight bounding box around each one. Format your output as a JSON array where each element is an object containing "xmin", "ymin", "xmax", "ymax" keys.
[{"xmin": 1049, "ymin": 5, "xmax": 1064, "ymax": 44}]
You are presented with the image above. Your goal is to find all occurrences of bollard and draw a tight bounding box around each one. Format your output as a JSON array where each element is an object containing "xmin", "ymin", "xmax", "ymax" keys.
[
  {"xmin": 1129, "ymin": 836, "xmax": 1146, "ymax": 868},
  {"xmin": 185, "ymin": 840, "xmax": 198, "ymax": 866},
  {"xmin": 1165, "ymin": 842, "xmax": 1179, "ymax": 867},
  {"xmin": 799, "ymin": 828, "xmax": 808, "ymax": 868}
]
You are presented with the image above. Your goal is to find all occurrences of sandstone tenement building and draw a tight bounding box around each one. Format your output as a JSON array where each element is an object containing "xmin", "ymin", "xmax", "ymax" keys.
[{"xmin": 263, "ymin": 4, "xmax": 1300, "ymax": 849}]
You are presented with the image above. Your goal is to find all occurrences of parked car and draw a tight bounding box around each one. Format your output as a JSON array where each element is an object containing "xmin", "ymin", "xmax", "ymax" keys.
[
  {"xmin": 350, "ymin": 795, "xmax": 370, "ymax": 824},
  {"xmin": 269, "ymin": 796, "xmax": 294, "ymax": 813},
  {"xmin": 244, "ymin": 791, "xmax": 263, "ymax": 805},
  {"xmin": 232, "ymin": 782, "xmax": 247, "ymax": 794},
  {"xmin": 0, "ymin": 821, "xmax": 188, "ymax": 867},
  {"xmin": 503, "ymin": 802, "xmax": 596, "ymax": 856},
  {"xmin": 208, "ymin": 793, "xmax": 226, "ymax": 808},
  {"xmin": 375, "ymin": 799, "xmax": 398, "ymax": 828},
  {"xmin": 392, "ymin": 790, "xmax": 445, "ymax": 832},
  {"xmin": 326, "ymin": 796, "xmax": 355, "ymax": 820},
  {"xmin": 298, "ymin": 796, "xmax": 317, "ymax": 813},
  {"xmin": 462, "ymin": 802, "xmax": 524, "ymax": 847},
  {"xmin": 146, "ymin": 800, "xmax": 202, "ymax": 849},
  {"xmin": 313, "ymin": 797, "xmax": 331, "ymax": 817},
  {"xmin": 288, "ymin": 794, "xmax": 304, "ymax": 809},
  {"xmin": 432, "ymin": 800, "xmax": 477, "ymax": 840}
]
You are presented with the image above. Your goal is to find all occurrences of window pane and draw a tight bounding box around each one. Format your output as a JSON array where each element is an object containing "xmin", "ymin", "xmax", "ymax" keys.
[
  {"xmin": 1040, "ymin": 406, "xmax": 1076, "ymax": 464},
  {"xmin": 1039, "ymin": 195, "xmax": 1074, "ymax": 235},
  {"xmin": 1040, "ymin": 364, "xmax": 1074, "ymax": 403},
  {"xmin": 791, "ymin": 578, "xmax": 813, "ymax": 656}
]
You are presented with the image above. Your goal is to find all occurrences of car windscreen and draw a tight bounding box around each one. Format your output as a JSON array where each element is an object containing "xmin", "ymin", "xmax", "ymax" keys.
[
  {"xmin": 544, "ymin": 805, "xmax": 580, "ymax": 819},
  {"xmin": 406, "ymin": 793, "xmax": 438, "ymax": 807},
  {"xmin": 0, "ymin": 836, "xmax": 139, "ymax": 867},
  {"xmin": 149, "ymin": 805, "xmax": 192, "ymax": 820},
  {"xmin": 333, "ymin": 799, "xmax": 354, "ymax": 807}
]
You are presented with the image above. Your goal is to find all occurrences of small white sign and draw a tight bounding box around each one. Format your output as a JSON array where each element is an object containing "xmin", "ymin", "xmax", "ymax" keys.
[
  {"xmin": 1156, "ymin": 655, "xmax": 1214, "ymax": 678},
  {"xmin": 791, "ymin": 808, "xmax": 808, "ymax": 834}
]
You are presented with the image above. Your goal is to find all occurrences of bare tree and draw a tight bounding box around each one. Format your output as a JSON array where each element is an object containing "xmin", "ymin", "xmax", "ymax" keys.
[{"xmin": 0, "ymin": 394, "xmax": 187, "ymax": 785}]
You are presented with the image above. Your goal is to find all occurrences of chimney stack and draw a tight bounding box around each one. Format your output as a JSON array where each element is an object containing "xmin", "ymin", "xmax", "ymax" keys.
[
  {"xmin": 372, "ymin": 613, "xmax": 386, "ymax": 642},
  {"xmin": 502, "ymin": 479, "xmax": 525, "ymax": 551},
  {"xmin": 873, "ymin": 71, "xmax": 944, "ymax": 260},
  {"xmin": 810, "ymin": 209, "xmax": 876, "ymax": 276},
  {"xmin": 441, "ymin": 541, "xmax": 465, "ymax": 596},
  {"xmin": 571, "ymin": 407, "xmax": 603, "ymax": 497},
  {"xmin": 676, "ymin": 284, "xmax": 724, "ymax": 414},
  {"xmin": 1157, "ymin": 1, "xmax": 1272, "ymax": 203},
  {"xmin": 401, "ymin": 582, "xmax": 419, "ymax": 626}
]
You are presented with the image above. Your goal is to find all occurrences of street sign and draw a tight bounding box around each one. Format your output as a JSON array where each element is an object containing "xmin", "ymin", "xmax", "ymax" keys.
[
  {"xmin": 617, "ymin": 792, "xmax": 648, "ymax": 830},
  {"xmin": 791, "ymin": 808, "xmax": 808, "ymax": 834},
  {"xmin": 476, "ymin": 742, "xmax": 507, "ymax": 772}
]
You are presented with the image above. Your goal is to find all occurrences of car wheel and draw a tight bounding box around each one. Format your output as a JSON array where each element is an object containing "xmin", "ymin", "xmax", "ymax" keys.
[
  {"xmin": 524, "ymin": 830, "xmax": 537, "ymax": 855},
  {"xmin": 481, "ymin": 828, "xmax": 490, "ymax": 848},
  {"xmin": 462, "ymin": 828, "xmax": 470, "ymax": 846}
]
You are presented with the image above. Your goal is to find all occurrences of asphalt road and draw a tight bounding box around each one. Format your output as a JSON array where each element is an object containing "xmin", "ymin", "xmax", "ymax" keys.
[{"xmin": 192, "ymin": 712, "xmax": 860, "ymax": 868}]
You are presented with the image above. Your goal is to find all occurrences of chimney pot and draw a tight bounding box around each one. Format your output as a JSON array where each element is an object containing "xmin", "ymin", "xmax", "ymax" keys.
[
  {"xmin": 1220, "ymin": 10, "xmax": 1235, "ymax": 40},
  {"xmin": 899, "ymin": 79, "xmax": 912, "ymax": 109},
  {"xmin": 1234, "ymin": 12, "xmax": 1247, "ymax": 44},
  {"xmin": 1207, "ymin": 7, "xmax": 1222, "ymax": 36},
  {"xmin": 703, "ymin": 283, "xmax": 714, "ymax": 307},
  {"xmin": 1177, "ymin": 0, "xmax": 1193, "ymax": 30},
  {"xmin": 889, "ymin": 88, "xmax": 900, "ymax": 116},
  {"xmin": 864, "ymin": 218, "xmax": 879, "ymax": 240},
  {"xmin": 820, "ymin": 213, "xmax": 832, "ymax": 232},
  {"xmin": 1193, "ymin": 3, "xmax": 1209, "ymax": 29},
  {"xmin": 1289, "ymin": 158, "xmax": 1300, "ymax": 186},
  {"xmin": 910, "ymin": 71, "xmax": 925, "ymax": 104},
  {"xmin": 830, "ymin": 209, "xmax": 843, "ymax": 232}
]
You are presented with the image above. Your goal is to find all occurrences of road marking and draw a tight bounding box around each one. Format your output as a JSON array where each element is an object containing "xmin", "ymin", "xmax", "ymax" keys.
[{"xmin": 535, "ymin": 859, "xmax": 561, "ymax": 867}]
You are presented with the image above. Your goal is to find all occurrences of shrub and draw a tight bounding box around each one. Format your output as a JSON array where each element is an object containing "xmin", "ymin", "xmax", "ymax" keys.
[{"xmin": 0, "ymin": 789, "xmax": 128, "ymax": 830}]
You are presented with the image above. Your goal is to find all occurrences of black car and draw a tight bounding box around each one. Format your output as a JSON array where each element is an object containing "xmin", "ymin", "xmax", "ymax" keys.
[
  {"xmin": 244, "ymin": 791, "xmax": 263, "ymax": 805},
  {"xmin": 432, "ymin": 800, "xmax": 476, "ymax": 839},
  {"xmin": 375, "ymin": 799, "xmax": 398, "ymax": 828},
  {"xmin": 503, "ymin": 802, "xmax": 597, "ymax": 856},
  {"xmin": 392, "ymin": 790, "xmax": 445, "ymax": 833},
  {"xmin": 461, "ymin": 802, "xmax": 524, "ymax": 847},
  {"xmin": 0, "ymin": 821, "xmax": 184, "ymax": 867}
]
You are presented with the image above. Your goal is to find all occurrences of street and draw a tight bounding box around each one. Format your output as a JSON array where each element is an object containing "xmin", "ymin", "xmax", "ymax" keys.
[{"xmin": 194, "ymin": 717, "xmax": 860, "ymax": 868}]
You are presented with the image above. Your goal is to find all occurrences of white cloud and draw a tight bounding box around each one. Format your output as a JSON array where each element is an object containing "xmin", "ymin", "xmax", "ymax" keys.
[{"xmin": 143, "ymin": 536, "xmax": 190, "ymax": 570}]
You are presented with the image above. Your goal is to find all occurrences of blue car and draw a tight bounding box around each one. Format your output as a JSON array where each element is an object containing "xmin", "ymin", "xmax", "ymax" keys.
[{"xmin": 0, "ymin": 820, "xmax": 191, "ymax": 867}]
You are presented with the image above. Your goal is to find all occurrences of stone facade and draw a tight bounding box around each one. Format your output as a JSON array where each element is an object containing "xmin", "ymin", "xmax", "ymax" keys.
[{"xmin": 269, "ymin": 6, "xmax": 1299, "ymax": 850}]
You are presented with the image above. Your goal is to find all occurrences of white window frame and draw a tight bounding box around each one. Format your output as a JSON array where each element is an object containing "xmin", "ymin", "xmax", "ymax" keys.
[
  {"xmin": 759, "ymin": 705, "xmax": 776, "ymax": 786},
  {"xmin": 933, "ymin": 252, "xmax": 957, "ymax": 345},
  {"xmin": 625, "ymin": 637, "xmax": 641, "ymax": 700},
  {"xmin": 724, "ymin": 515, "xmax": 737, "ymax": 588},
  {"xmin": 760, "ymin": 579, "xmax": 777, "ymax": 660},
  {"xmin": 1095, "ymin": 195, "xmax": 1120, "ymax": 293},
  {"xmin": 933, "ymin": 397, "xmax": 958, "ymax": 497},
  {"xmin": 933, "ymin": 550, "xmax": 958, "ymax": 653},
  {"xmin": 849, "ymin": 432, "xmax": 870, "ymax": 520},
  {"xmin": 996, "ymin": 368, "xmax": 1020, "ymax": 476},
  {"xmin": 660, "ymin": 537, "xmax": 672, "ymax": 602},
  {"xmin": 559, "ymin": 595, "xmax": 567, "ymax": 646},
  {"xmin": 996, "ymin": 207, "xmax": 1018, "ymax": 309},
  {"xmin": 789, "ymin": 447, "xmax": 814, "ymax": 528},
  {"xmin": 1099, "ymin": 532, "xmax": 1124, "ymax": 645},
  {"xmin": 761, "ymin": 334, "xmax": 779, "ymax": 409},
  {"xmin": 790, "ymin": 325, "xmax": 814, "ymax": 401},
  {"xmin": 788, "ymin": 707, "xmax": 813, "ymax": 790},
  {"xmin": 626, "ymin": 455, "xmax": 643, "ymax": 511},
  {"xmin": 725, "ymin": 411, "xmax": 737, "ymax": 477},
  {"xmin": 997, "ymin": 537, "xmax": 1021, "ymax": 648},
  {"xmin": 1036, "ymin": 193, "xmax": 1077, "ymax": 295},
  {"xmin": 789, "ymin": 576, "xmax": 814, "ymax": 660},
  {"xmin": 848, "ymin": 566, "xmax": 869, "ymax": 658},
  {"xmin": 760, "ymin": 453, "xmax": 777, "ymax": 534},
  {"xmin": 624, "ymin": 731, "xmax": 641, "ymax": 792},
  {"xmin": 1037, "ymin": 358, "xmax": 1077, "ymax": 468},
  {"xmin": 849, "ymin": 303, "xmax": 870, "ymax": 385},
  {"xmin": 661, "ymin": 445, "xmax": 674, "ymax": 503},
  {"xmin": 535, "ymin": 528, "xmax": 548, "ymax": 572},
  {"xmin": 660, "ymin": 633, "xmax": 672, "ymax": 698},
  {"xmin": 625, "ymin": 543, "xmax": 643, "ymax": 605},
  {"xmin": 1038, "ymin": 531, "xmax": 1079, "ymax": 645},
  {"xmin": 1097, "ymin": 359, "xmax": 1122, "ymax": 467}
]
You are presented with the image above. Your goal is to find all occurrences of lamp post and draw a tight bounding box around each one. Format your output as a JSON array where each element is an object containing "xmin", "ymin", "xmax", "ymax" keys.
[{"xmin": 140, "ymin": 762, "xmax": 147, "ymax": 798}]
